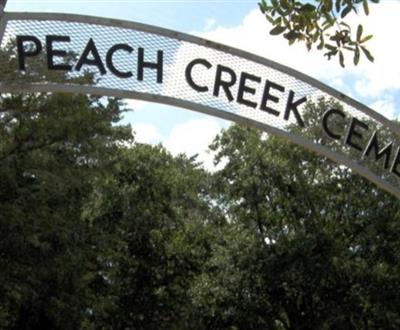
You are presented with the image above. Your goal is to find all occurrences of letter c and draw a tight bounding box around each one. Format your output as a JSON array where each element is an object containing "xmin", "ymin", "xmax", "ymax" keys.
[
  {"xmin": 322, "ymin": 108, "xmax": 346, "ymax": 140},
  {"xmin": 106, "ymin": 44, "xmax": 134, "ymax": 78},
  {"xmin": 185, "ymin": 58, "xmax": 212, "ymax": 92}
]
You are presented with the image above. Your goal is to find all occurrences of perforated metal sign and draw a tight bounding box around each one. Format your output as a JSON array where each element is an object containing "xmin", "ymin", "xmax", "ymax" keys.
[{"xmin": 1, "ymin": 11, "xmax": 400, "ymax": 198}]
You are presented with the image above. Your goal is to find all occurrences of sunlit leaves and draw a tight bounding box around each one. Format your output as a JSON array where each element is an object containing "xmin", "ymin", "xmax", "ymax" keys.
[{"xmin": 258, "ymin": 0, "xmax": 379, "ymax": 67}]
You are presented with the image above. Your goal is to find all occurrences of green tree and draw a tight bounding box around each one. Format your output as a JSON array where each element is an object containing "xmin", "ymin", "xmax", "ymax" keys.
[
  {"xmin": 198, "ymin": 98, "xmax": 400, "ymax": 328},
  {"xmin": 0, "ymin": 40, "xmax": 220, "ymax": 329},
  {"xmin": 258, "ymin": 0, "xmax": 379, "ymax": 67},
  {"xmin": 81, "ymin": 144, "xmax": 220, "ymax": 329},
  {"xmin": 0, "ymin": 89, "xmax": 221, "ymax": 329},
  {"xmin": 0, "ymin": 91, "xmax": 132, "ymax": 329}
]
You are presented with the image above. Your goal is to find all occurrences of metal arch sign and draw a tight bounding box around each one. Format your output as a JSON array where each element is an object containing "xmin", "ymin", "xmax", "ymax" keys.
[{"xmin": 1, "ymin": 11, "xmax": 400, "ymax": 199}]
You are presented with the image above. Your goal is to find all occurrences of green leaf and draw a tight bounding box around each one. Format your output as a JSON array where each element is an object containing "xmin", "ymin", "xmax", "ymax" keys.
[
  {"xmin": 360, "ymin": 34, "xmax": 373, "ymax": 43},
  {"xmin": 357, "ymin": 24, "xmax": 363, "ymax": 42},
  {"xmin": 363, "ymin": 0, "xmax": 370, "ymax": 15},
  {"xmin": 265, "ymin": 14, "xmax": 276, "ymax": 24},
  {"xmin": 339, "ymin": 50, "xmax": 345, "ymax": 67},
  {"xmin": 341, "ymin": 5, "xmax": 352, "ymax": 18},
  {"xmin": 258, "ymin": 3, "xmax": 266, "ymax": 14},
  {"xmin": 361, "ymin": 46, "xmax": 374, "ymax": 62},
  {"xmin": 323, "ymin": 0, "xmax": 333, "ymax": 12},
  {"xmin": 354, "ymin": 46, "xmax": 360, "ymax": 65},
  {"xmin": 285, "ymin": 30, "xmax": 301, "ymax": 41},
  {"xmin": 325, "ymin": 44, "xmax": 337, "ymax": 51},
  {"xmin": 270, "ymin": 25, "xmax": 287, "ymax": 35},
  {"xmin": 301, "ymin": 3, "xmax": 316, "ymax": 12},
  {"xmin": 317, "ymin": 36, "xmax": 325, "ymax": 50},
  {"xmin": 335, "ymin": 0, "xmax": 341, "ymax": 13},
  {"xmin": 322, "ymin": 20, "xmax": 333, "ymax": 30}
]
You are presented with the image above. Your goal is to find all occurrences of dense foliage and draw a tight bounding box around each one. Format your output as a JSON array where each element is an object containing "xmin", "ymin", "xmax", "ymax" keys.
[{"xmin": 1, "ymin": 88, "xmax": 399, "ymax": 329}]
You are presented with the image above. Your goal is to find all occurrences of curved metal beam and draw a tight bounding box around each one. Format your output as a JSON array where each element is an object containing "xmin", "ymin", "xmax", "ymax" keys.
[
  {"xmin": 4, "ymin": 11, "xmax": 399, "ymax": 136},
  {"xmin": 0, "ymin": 11, "xmax": 399, "ymax": 199}
]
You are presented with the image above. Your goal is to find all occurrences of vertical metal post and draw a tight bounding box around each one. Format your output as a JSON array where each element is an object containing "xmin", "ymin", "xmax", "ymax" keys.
[
  {"xmin": 0, "ymin": 0, "xmax": 7, "ymax": 15},
  {"xmin": 0, "ymin": 0, "xmax": 7, "ymax": 96},
  {"xmin": 0, "ymin": 0, "xmax": 8, "ymax": 44}
]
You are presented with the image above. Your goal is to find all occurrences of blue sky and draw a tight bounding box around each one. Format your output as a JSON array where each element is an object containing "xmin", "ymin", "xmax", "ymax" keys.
[
  {"xmin": 5, "ymin": 0, "xmax": 256, "ymax": 31},
  {"xmin": 4, "ymin": 0, "xmax": 400, "ymax": 169}
]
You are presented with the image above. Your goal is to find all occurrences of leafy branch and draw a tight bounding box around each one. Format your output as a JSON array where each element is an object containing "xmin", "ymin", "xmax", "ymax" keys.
[{"xmin": 258, "ymin": 0, "xmax": 379, "ymax": 67}]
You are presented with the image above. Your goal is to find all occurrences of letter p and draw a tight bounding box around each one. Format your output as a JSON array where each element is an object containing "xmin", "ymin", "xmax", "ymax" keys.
[{"xmin": 17, "ymin": 35, "xmax": 42, "ymax": 71}]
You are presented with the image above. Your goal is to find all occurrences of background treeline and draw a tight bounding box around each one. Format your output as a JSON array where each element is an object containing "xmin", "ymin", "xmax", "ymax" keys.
[{"xmin": 1, "ymin": 91, "xmax": 400, "ymax": 330}]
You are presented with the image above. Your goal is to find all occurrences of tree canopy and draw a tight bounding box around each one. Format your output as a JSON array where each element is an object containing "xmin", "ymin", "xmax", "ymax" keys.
[{"xmin": 1, "ymin": 41, "xmax": 400, "ymax": 328}]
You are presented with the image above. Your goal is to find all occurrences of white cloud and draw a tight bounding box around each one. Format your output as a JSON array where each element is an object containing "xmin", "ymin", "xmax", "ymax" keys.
[
  {"xmin": 192, "ymin": 1, "xmax": 400, "ymax": 117},
  {"xmin": 330, "ymin": 78, "xmax": 345, "ymax": 89},
  {"xmin": 193, "ymin": 9, "xmax": 344, "ymax": 82},
  {"xmin": 125, "ymin": 99, "xmax": 148, "ymax": 112},
  {"xmin": 349, "ymin": 1, "xmax": 400, "ymax": 97},
  {"xmin": 370, "ymin": 97, "xmax": 397, "ymax": 120},
  {"xmin": 130, "ymin": 118, "xmax": 224, "ymax": 171},
  {"xmin": 132, "ymin": 122, "xmax": 162, "ymax": 144},
  {"xmin": 164, "ymin": 118, "xmax": 223, "ymax": 171},
  {"xmin": 204, "ymin": 18, "xmax": 217, "ymax": 31}
]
